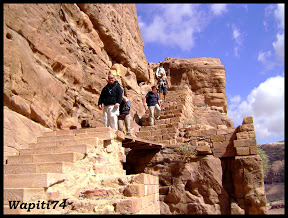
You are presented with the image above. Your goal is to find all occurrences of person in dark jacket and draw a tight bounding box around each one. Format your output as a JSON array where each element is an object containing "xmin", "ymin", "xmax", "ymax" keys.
[
  {"xmin": 118, "ymin": 96, "xmax": 131, "ymax": 136},
  {"xmin": 98, "ymin": 73, "xmax": 123, "ymax": 130},
  {"xmin": 143, "ymin": 86, "xmax": 161, "ymax": 126}
]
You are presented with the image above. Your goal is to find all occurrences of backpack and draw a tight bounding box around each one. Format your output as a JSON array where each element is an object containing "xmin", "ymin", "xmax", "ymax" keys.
[
  {"xmin": 120, "ymin": 100, "xmax": 130, "ymax": 115},
  {"xmin": 159, "ymin": 78, "xmax": 167, "ymax": 87}
]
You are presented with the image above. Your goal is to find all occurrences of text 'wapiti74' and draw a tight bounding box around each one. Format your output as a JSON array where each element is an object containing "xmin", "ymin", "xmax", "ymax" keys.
[{"xmin": 8, "ymin": 200, "xmax": 67, "ymax": 212}]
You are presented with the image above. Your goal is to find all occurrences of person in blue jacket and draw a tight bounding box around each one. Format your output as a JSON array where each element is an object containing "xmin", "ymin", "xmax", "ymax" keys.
[{"xmin": 143, "ymin": 86, "xmax": 161, "ymax": 126}]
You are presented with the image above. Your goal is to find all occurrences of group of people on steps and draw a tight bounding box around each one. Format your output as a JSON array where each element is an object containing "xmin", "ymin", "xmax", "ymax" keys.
[{"xmin": 98, "ymin": 62, "xmax": 168, "ymax": 135}]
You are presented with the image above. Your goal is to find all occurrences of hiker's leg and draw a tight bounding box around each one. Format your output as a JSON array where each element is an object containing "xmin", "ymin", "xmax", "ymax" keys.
[
  {"xmin": 155, "ymin": 104, "xmax": 161, "ymax": 119},
  {"xmin": 159, "ymin": 92, "xmax": 163, "ymax": 100},
  {"xmin": 148, "ymin": 106, "xmax": 155, "ymax": 125},
  {"xmin": 118, "ymin": 115, "xmax": 125, "ymax": 133},
  {"xmin": 163, "ymin": 87, "xmax": 167, "ymax": 100},
  {"xmin": 109, "ymin": 105, "xmax": 119, "ymax": 130},
  {"xmin": 158, "ymin": 86, "xmax": 163, "ymax": 100},
  {"xmin": 103, "ymin": 105, "xmax": 109, "ymax": 127},
  {"xmin": 124, "ymin": 114, "xmax": 131, "ymax": 135}
]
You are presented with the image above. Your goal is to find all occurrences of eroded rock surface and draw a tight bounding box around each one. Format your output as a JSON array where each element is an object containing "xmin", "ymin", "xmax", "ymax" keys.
[{"xmin": 4, "ymin": 3, "xmax": 148, "ymax": 131}]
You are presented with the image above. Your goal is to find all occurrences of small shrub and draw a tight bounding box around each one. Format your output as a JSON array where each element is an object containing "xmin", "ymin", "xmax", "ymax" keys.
[
  {"xmin": 177, "ymin": 146, "xmax": 197, "ymax": 157},
  {"xmin": 258, "ymin": 147, "xmax": 271, "ymax": 177}
]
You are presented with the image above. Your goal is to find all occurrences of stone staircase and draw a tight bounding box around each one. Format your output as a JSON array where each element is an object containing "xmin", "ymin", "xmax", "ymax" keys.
[
  {"xmin": 4, "ymin": 85, "xmax": 195, "ymax": 214},
  {"xmin": 4, "ymin": 127, "xmax": 160, "ymax": 214},
  {"xmin": 136, "ymin": 85, "xmax": 194, "ymax": 145}
]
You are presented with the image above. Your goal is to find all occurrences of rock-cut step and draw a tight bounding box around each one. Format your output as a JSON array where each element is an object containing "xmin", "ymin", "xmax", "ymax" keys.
[
  {"xmin": 4, "ymin": 188, "xmax": 45, "ymax": 204},
  {"xmin": 20, "ymin": 144, "xmax": 94, "ymax": 155},
  {"xmin": 28, "ymin": 137, "xmax": 102, "ymax": 149},
  {"xmin": 4, "ymin": 161, "xmax": 87, "ymax": 174},
  {"xmin": 6, "ymin": 152, "xmax": 84, "ymax": 165},
  {"xmin": 4, "ymin": 173, "xmax": 65, "ymax": 188}
]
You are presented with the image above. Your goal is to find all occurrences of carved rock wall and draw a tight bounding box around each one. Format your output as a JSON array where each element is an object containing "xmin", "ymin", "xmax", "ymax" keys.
[
  {"xmin": 4, "ymin": 3, "xmax": 148, "ymax": 131},
  {"xmin": 126, "ymin": 116, "xmax": 267, "ymax": 214},
  {"xmin": 153, "ymin": 58, "xmax": 227, "ymax": 113}
]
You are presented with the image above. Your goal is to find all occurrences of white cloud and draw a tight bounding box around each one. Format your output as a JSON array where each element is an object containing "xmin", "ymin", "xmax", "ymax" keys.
[
  {"xmin": 232, "ymin": 24, "xmax": 244, "ymax": 45},
  {"xmin": 210, "ymin": 4, "xmax": 228, "ymax": 16},
  {"xmin": 228, "ymin": 75, "xmax": 284, "ymax": 141},
  {"xmin": 263, "ymin": 4, "xmax": 284, "ymax": 31},
  {"xmin": 138, "ymin": 4, "xmax": 210, "ymax": 51},
  {"xmin": 272, "ymin": 32, "xmax": 284, "ymax": 61},
  {"xmin": 234, "ymin": 47, "xmax": 239, "ymax": 57},
  {"xmin": 274, "ymin": 4, "xmax": 284, "ymax": 29},
  {"xmin": 228, "ymin": 95, "xmax": 241, "ymax": 111},
  {"xmin": 257, "ymin": 50, "xmax": 272, "ymax": 64},
  {"xmin": 231, "ymin": 24, "xmax": 244, "ymax": 57},
  {"xmin": 257, "ymin": 32, "xmax": 283, "ymax": 69},
  {"xmin": 138, "ymin": 16, "xmax": 145, "ymax": 29},
  {"xmin": 259, "ymin": 4, "xmax": 284, "ymax": 69},
  {"xmin": 230, "ymin": 94, "xmax": 241, "ymax": 104},
  {"xmin": 233, "ymin": 29, "xmax": 240, "ymax": 43}
]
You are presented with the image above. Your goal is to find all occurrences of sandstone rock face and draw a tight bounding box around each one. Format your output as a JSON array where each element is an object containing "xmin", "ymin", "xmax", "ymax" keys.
[
  {"xmin": 126, "ymin": 148, "xmax": 231, "ymax": 214},
  {"xmin": 4, "ymin": 106, "xmax": 51, "ymax": 163},
  {"xmin": 232, "ymin": 155, "xmax": 267, "ymax": 214},
  {"xmin": 77, "ymin": 4, "xmax": 148, "ymax": 82},
  {"xmin": 4, "ymin": 3, "xmax": 148, "ymax": 131},
  {"xmin": 126, "ymin": 116, "xmax": 267, "ymax": 214}
]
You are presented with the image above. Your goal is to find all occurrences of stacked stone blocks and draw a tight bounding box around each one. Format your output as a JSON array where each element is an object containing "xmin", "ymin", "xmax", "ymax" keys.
[
  {"xmin": 115, "ymin": 173, "xmax": 160, "ymax": 214},
  {"xmin": 233, "ymin": 116, "xmax": 257, "ymax": 156}
]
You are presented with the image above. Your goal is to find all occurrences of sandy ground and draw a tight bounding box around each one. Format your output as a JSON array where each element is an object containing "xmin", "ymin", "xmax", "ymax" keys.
[
  {"xmin": 267, "ymin": 208, "xmax": 285, "ymax": 214},
  {"xmin": 264, "ymin": 182, "xmax": 285, "ymax": 214}
]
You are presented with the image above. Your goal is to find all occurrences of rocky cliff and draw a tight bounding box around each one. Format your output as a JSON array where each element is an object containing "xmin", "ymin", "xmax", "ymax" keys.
[
  {"xmin": 4, "ymin": 4, "xmax": 266, "ymax": 215},
  {"xmin": 4, "ymin": 3, "xmax": 148, "ymax": 131},
  {"xmin": 164, "ymin": 57, "xmax": 227, "ymax": 113}
]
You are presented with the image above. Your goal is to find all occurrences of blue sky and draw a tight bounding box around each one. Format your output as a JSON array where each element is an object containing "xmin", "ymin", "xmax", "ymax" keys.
[{"xmin": 136, "ymin": 4, "xmax": 284, "ymax": 144}]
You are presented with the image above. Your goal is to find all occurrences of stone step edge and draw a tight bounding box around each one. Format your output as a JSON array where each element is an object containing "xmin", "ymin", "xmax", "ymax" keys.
[
  {"xmin": 37, "ymin": 132, "xmax": 115, "ymax": 143},
  {"xmin": 6, "ymin": 152, "xmax": 85, "ymax": 165},
  {"xmin": 4, "ymin": 161, "xmax": 89, "ymax": 174},
  {"xmin": 42, "ymin": 127, "xmax": 115, "ymax": 137},
  {"xmin": 20, "ymin": 144, "xmax": 94, "ymax": 155},
  {"xmin": 28, "ymin": 137, "xmax": 104, "ymax": 149}
]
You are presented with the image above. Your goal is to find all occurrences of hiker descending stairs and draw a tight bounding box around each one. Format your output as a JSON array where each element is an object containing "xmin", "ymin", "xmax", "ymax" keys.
[{"xmin": 136, "ymin": 85, "xmax": 194, "ymax": 145}]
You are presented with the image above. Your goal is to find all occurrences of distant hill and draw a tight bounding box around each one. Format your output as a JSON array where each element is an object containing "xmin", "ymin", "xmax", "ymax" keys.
[
  {"xmin": 258, "ymin": 141, "xmax": 285, "ymax": 206},
  {"xmin": 258, "ymin": 141, "xmax": 284, "ymax": 164},
  {"xmin": 258, "ymin": 141, "xmax": 284, "ymax": 204},
  {"xmin": 258, "ymin": 141, "xmax": 284, "ymax": 183}
]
